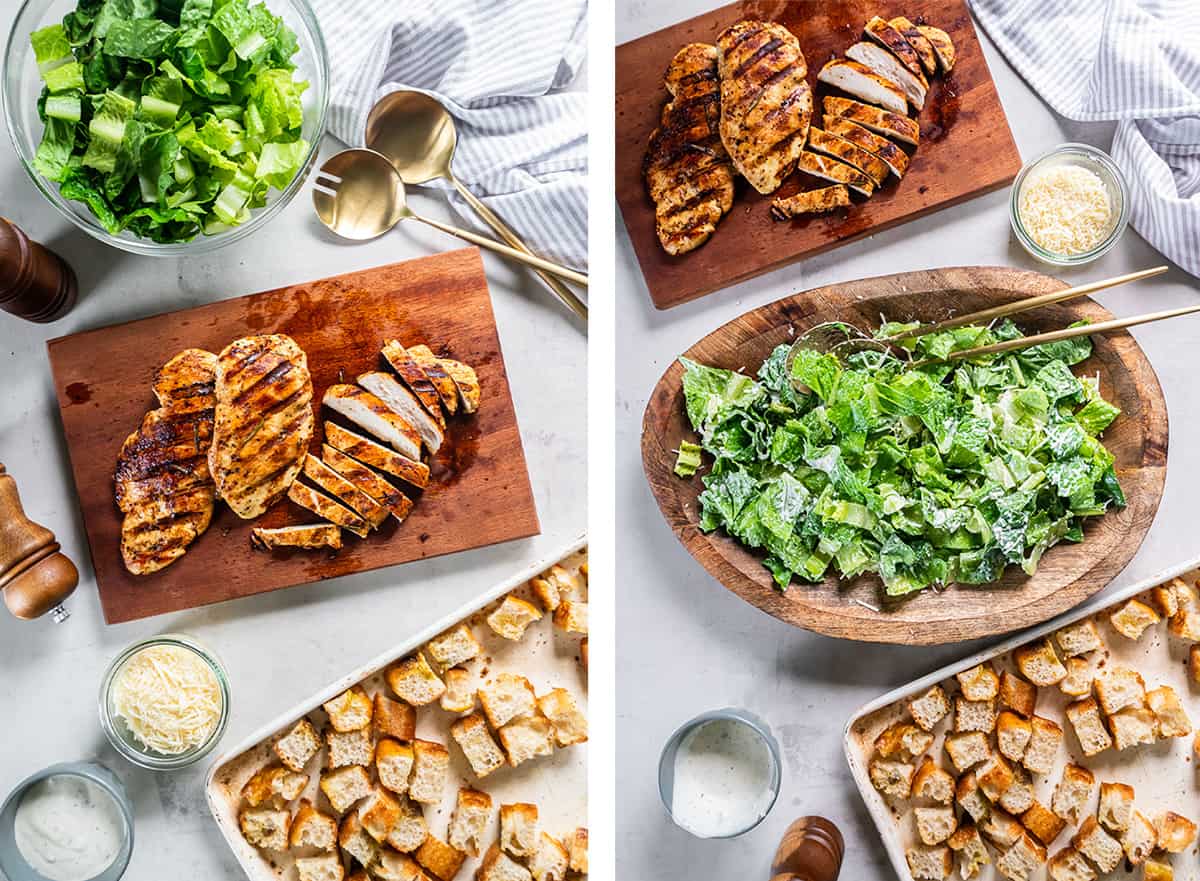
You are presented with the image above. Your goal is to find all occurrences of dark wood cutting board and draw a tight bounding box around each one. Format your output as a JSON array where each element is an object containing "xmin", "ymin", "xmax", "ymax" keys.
[
  {"xmin": 616, "ymin": 0, "xmax": 1023, "ymax": 309},
  {"xmin": 642, "ymin": 267, "xmax": 1168, "ymax": 644},
  {"xmin": 48, "ymin": 249, "xmax": 540, "ymax": 624}
]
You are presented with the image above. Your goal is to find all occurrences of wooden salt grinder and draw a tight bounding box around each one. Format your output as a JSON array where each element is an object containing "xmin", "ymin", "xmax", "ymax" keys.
[
  {"xmin": 0, "ymin": 217, "xmax": 78, "ymax": 323},
  {"xmin": 0, "ymin": 463, "xmax": 78, "ymax": 621},
  {"xmin": 771, "ymin": 816, "xmax": 845, "ymax": 881}
]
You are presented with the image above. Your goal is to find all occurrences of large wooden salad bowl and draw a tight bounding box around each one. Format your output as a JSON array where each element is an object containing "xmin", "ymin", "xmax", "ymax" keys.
[{"xmin": 641, "ymin": 267, "xmax": 1168, "ymax": 644}]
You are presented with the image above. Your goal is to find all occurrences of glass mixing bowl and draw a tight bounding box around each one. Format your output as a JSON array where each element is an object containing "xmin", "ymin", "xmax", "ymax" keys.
[{"xmin": 3, "ymin": 0, "xmax": 329, "ymax": 256}]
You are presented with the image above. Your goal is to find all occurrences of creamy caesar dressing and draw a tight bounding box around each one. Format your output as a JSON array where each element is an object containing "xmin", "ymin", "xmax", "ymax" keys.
[
  {"xmin": 13, "ymin": 775, "xmax": 125, "ymax": 881},
  {"xmin": 670, "ymin": 718, "xmax": 775, "ymax": 838}
]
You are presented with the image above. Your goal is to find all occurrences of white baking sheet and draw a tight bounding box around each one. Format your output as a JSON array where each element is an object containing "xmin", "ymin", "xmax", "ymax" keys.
[{"xmin": 845, "ymin": 554, "xmax": 1200, "ymax": 881}]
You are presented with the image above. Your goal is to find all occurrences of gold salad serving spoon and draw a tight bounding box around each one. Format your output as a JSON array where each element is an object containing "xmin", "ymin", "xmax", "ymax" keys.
[
  {"xmin": 312, "ymin": 148, "xmax": 589, "ymax": 288},
  {"xmin": 365, "ymin": 91, "xmax": 588, "ymax": 321}
]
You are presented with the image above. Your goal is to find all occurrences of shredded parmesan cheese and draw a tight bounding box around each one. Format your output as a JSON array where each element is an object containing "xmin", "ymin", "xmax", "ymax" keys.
[
  {"xmin": 111, "ymin": 645, "xmax": 221, "ymax": 755},
  {"xmin": 1018, "ymin": 164, "xmax": 1114, "ymax": 256}
]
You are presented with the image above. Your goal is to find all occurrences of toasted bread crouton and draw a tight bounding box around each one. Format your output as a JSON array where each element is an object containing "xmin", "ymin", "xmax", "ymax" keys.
[
  {"xmin": 409, "ymin": 740, "xmax": 450, "ymax": 804},
  {"xmin": 291, "ymin": 800, "xmax": 338, "ymax": 850},
  {"xmin": 996, "ymin": 832, "xmax": 1047, "ymax": 881},
  {"xmin": 1015, "ymin": 639, "xmax": 1068, "ymax": 686},
  {"xmin": 327, "ymin": 726, "xmax": 374, "ymax": 768},
  {"xmin": 1073, "ymin": 817, "xmax": 1123, "ymax": 873},
  {"xmin": 1046, "ymin": 847, "xmax": 1096, "ymax": 881},
  {"xmin": 1000, "ymin": 671, "xmax": 1037, "ymax": 718},
  {"xmin": 957, "ymin": 664, "xmax": 1000, "ymax": 701},
  {"xmin": 567, "ymin": 829, "xmax": 587, "ymax": 874},
  {"xmin": 912, "ymin": 757, "xmax": 954, "ymax": 804},
  {"xmin": 1055, "ymin": 619, "xmax": 1103, "ymax": 657},
  {"xmin": 531, "ymin": 566, "xmax": 579, "ymax": 613},
  {"xmin": 387, "ymin": 654, "xmax": 446, "ymax": 706},
  {"xmin": 1023, "ymin": 716, "xmax": 1063, "ymax": 775},
  {"xmin": 275, "ymin": 718, "xmax": 322, "ymax": 772},
  {"xmin": 1110, "ymin": 599, "xmax": 1161, "ymax": 640},
  {"xmin": 320, "ymin": 765, "xmax": 373, "ymax": 814},
  {"xmin": 478, "ymin": 844, "xmax": 533, "ymax": 881},
  {"xmin": 580, "ymin": 638, "xmax": 588, "ymax": 670},
  {"xmin": 1110, "ymin": 707, "xmax": 1159, "ymax": 750},
  {"xmin": 296, "ymin": 854, "xmax": 345, "ymax": 881},
  {"xmin": 441, "ymin": 669, "xmax": 476, "ymax": 714},
  {"xmin": 906, "ymin": 845, "xmax": 953, "ymax": 880},
  {"xmin": 1157, "ymin": 812, "xmax": 1197, "ymax": 853},
  {"xmin": 338, "ymin": 811, "xmax": 380, "ymax": 868},
  {"xmin": 499, "ymin": 714, "xmax": 555, "ymax": 766},
  {"xmin": 373, "ymin": 694, "xmax": 417, "ymax": 743},
  {"xmin": 425, "ymin": 624, "xmax": 482, "ymax": 672},
  {"xmin": 948, "ymin": 824, "xmax": 989, "ymax": 880},
  {"xmin": 324, "ymin": 687, "xmax": 374, "ymax": 732},
  {"xmin": 1170, "ymin": 607, "xmax": 1200, "ymax": 640},
  {"xmin": 553, "ymin": 600, "xmax": 587, "ymax": 635},
  {"xmin": 1151, "ymin": 584, "xmax": 1180, "ymax": 618},
  {"xmin": 450, "ymin": 713, "xmax": 506, "ymax": 778},
  {"xmin": 478, "ymin": 674, "xmax": 538, "ymax": 729},
  {"xmin": 242, "ymin": 765, "xmax": 309, "ymax": 807},
  {"xmin": 909, "ymin": 686, "xmax": 952, "ymax": 731},
  {"xmin": 385, "ymin": 798, "xmax": 427, "ymax": 853},
  {"xmin": 537, "ymin": 688, "xmax": 587, "ymax": 747},
  {"xmin": 955, "ymin": 697, "xmax": 997, "ymax": 734},
  {"xmin": 1022, "ymin": 801, "xmax": 1066, "ymax": 845},
  {"xmin": 1122, "ymin": 811, "xmax": 1157, "ymax": 865},
  {"xmin": 997, "ymin": 712, "xmax": 1033, "ymax": 761},
  {"xmin": 415, "ymin": 834, "xmax": 466, "ymax": 881},
  {"xmin": 1191, "ymin": 645, "xmax": 1200, "ymax": 686},
  {"xmin": 1051, "ymin": 764, "xmax": 1094, "ymax": 823},
  {"xmin": 982, "ymin": 811, "xmax": 1025, "ymax": 849},
  {"xmin": 875, "ymin": 721, "xmax": 934, "ymax": 760},
  {"xmin": 500, "ymin": 803, "xmax": 539, "ymax": 857},
  {"xmin": 371, "ymin": 849, "xmax": 420, "ymax": 881},
  {"xmin": 998, "ymin": 765, "xmax": 1035, "ymax": 816},
  {"xmin": 945, "ymin": 732, "xmax": 991, "ymax": 774},
  {"xmin": 1144, "ymin": 861, "xmax": 1174, "ymax": 881},
  {"xmin": 977, "ymin": 753, "xmax": 1015, "ymax": 802},
  {"xmin": 956, "ymin": 772, "xmax": 990, "ymax": 824},
  {"xmin": 1098, "ymin": 782, "xmax": 1134, "ymax": 832},
  {"xmin": 916, "ymin": 806, "xmax": 958, "ymax": 845},
  {"xmin": 487, "ymin": 596, "xmax": 543, "ymax": 641},
  {"xmin": 448, "ymin": 789, "xmax": 492, "ymax": 857},
  {"xmin": 1065, "ymin": 698, "xmax": 1113, "ymax": 756},
  {"xmin": 360, "ymin": 787, "xmax": 402, "ymax": 842},
  {"xmin": 1060, "ymin": 658, "xmax": 1093, "ymax": 697},
  {"xmin": 375, "ymin": 739, "xmax": 414, "ymax": 796},
  {"xmin": 1147, "ymin": 685, "xmax": 1191, "ymax": 737},
  {"xmin": 530, "ymin": 577, "xmax": 562, "ymax": 613},
  {"xmin": 240, "ymin": 807, "xmax": 291, "ymax": 850},
  {"xmin": 529, "ymin": 832, "xmax": 569, "ymax": 881},
  {"xmin": 871, "ymin": 758, "xmax": 916, "ymax": 799}
]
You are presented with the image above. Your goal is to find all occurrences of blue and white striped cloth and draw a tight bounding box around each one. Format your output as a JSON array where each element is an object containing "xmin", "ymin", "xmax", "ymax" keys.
[
  {"xmin": 970, "ymin": 0, "xmax": 1200, "ymax": 277},
  {"xmin": 310, "ymin": 0, "xmax": 589, "ymax": 270}
]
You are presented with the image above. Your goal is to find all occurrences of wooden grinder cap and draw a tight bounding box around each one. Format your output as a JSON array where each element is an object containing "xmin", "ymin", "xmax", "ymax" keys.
[
  {"xmin": 771, "ymin": 816, "xmax": 845, "ymax": 881},
  {"xmin": 0, "ymin": 463, "xmax": 78, "ymax": 620}
]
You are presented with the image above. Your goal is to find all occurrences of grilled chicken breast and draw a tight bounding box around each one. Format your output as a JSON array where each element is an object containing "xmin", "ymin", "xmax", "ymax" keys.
[
  {"xmin": 770, "ymin": 185, "xmax": 851, "ymax": 220},
  {"xmin": 823, "ymin": 117, "xmax": 910, "ymax": 178},
  {"xmin": 323, "ymin": 422, "xmax": 430, "ymax": 489},
  {"xmin": 807, "ymin": 128, "xmax": 888, "ymax": 186},
  {"xmin": 380, "ymin": 340, "xmax": 445, "ymax": 429},
  {"xmin": 817, "ymin": 59, "xmax": 907, "ymax": 115},
  {"xmin": 917, "ymin": 25, "xmax": 955, "ymax": 73},
  {"xmin": 287, "ymin": 481, "xmax": 369, "ymax": 538},
  {"xmin": 251, "ymin": 524, "xmax": 342, "ymax": 551},
  {"xmin": 114, "ymin": 348, "xmax": 218, "ymax": 575},
  {"xmin": 864, "ymin": 16, "xmax": 925, "ymax": 79},
  {"xmin": 823, "ymin": 96, "xmax": 920, "ymax": 146},
  {"xmin": 439, "ymin": 359, "xmax": 480, "ymax": 414},
  {"xmin": 716, "ymin": 20, "xmax": 813, "ymax": 194},
  {"xmin": 322, "ymin": 445, "xmax": 413, "ymax": 523},
  {"xmin": 357, "ymin": 372, "xmax": 445, "ymax": 453},
  {"xmin": 302, "ymin": 453, "xmax": 389, "ymax": 528},
  {"xmin": 795, "ymin": 150, "xmax": 874, "ymax": 196},
  {"xmin": 889, "ymin": 16, "xmax": 938, "ymax": 76},
  {"xmin": 208, "ymin": 335, "xmax": 314, "ymax": 520},
  {"xmin": 643, "ymin": 43, "xmax": 736, "ymax": 254},
  {"xmin": 323, "ymin": 385, "xmax": 422, "ymax": 461},
  {"xmin": 407, "ymin": 345, "xmax": 458, "ymax": 415},
  {"xmin": 846, "ymin": 42, "xmax": 927, "ymax": 110}
]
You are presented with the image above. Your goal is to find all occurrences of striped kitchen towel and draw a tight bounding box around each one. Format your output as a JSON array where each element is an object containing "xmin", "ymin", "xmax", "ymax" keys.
[
  {"xmin": 970, "ymin": 0, "xmax": 1200, "ymax": 276},
  {"xmin": 310, "ymin": 0, "xmax": 589, "ymax": 270}
]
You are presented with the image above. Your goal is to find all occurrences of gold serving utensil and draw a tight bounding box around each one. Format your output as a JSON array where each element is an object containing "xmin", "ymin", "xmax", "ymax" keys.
[
  {"xmin": 312, "ymin": 148, "xmax": 589, "ymax": 287},
  {"xmin": 365, "ymin": 91, "xmax": 587, "ymax": 321}
]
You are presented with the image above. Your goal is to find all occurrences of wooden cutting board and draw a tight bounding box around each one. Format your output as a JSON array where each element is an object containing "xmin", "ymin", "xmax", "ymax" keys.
[
  {"xmin": 641, "ymin": 267, "xmax": 1168, "ymax": 644},
  {"xmin": 616, "ymin": 0, "xmax": 1023, "ymax": 309},
  {"xmin": 48, "ymin": 249, "xmax": 540, "ymax": 624}
]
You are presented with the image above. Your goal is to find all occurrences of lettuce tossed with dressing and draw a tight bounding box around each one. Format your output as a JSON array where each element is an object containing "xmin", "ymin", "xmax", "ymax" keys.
[
  {"xmin": 679, "ymin": 320, "xmax": 1124, "ymax": 597},
  {"xmin": 29, "ymin": 0, "xmax": 309, "ymax": 243}
]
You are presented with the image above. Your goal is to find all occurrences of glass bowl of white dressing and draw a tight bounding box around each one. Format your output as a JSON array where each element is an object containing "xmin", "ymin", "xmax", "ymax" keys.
[
  {"xmin": 0, "ymin": 761, "xmax": 133, "ymax": 881},
  {"xmin": 658, "ymin": 708, "xmax": 782, "ymax": 839}
]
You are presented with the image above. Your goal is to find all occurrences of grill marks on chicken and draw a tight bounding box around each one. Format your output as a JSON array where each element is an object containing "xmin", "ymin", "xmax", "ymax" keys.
[{"xmin": 770, "ymin": 185, "xmax": 851, "ymax": 219}]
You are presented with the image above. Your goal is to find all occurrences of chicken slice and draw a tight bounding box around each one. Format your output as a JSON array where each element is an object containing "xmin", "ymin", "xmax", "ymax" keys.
[
  {"xmin": 823, "ymin": 96, "xmax": 920, "ymax": 146},
  {"xmin": 846, "ymin": 42, "xmax": 927, "ymax": 110},
  {"xmin": 286, "ymin": 482, "xmax": 368, "ymax": 538},
  {"xmin": 823, "ymin": 117, "xmax": 909, "ymax": 179},
  {"xmin": 770, "ymin": 185, "xmax": 851, "ymax": 220},
  {"xmin": 889, "ymin": 16, "xmax": 938, "ymax": 76},
  {"xmin": 322, "ymin": 445, "xmax": 414, "ymax": 524},
  {"xmin": 322, "ymin": 385, "xmax": 422, "ymax": 461},
  {"xmin": 407, "ymin": 345, "xmax": 458, "ymax": 415},
  {"xmin": 357, "ymin": 372, "xmax": 445, "ymax": 453},
  {"xmin": 864, "ymin": 16, "xmax": 925, "ymax": 79},
  {"xmin": 817, "ymin": 59, "xmax": 907, "ymax": 115},
  {"xmin": 917, "ymin": 25, "xmax": 956, "ymax": 73},
  {"xmin": 251, "ymin": 524, "xmax": 343, "ymax": 551},
  {"xmin": 323, "ymin": 422, "xmax": 429, "ymax": 489},
  {"xmin": 439, "ymin": 359, "xmax": 480, "ymax": 414},
  {"xmin": 302, "ymin": 453, "xmax": 389, "ymax": 528},
  {"xmin": 794, "ymin": 151, "xmax": 874, "ymax": 196},
  {"xmin": 380, "ymin": 340, "xmax": 445, "ymax": 429},
  {"xmin": 807, "ymin": 128, "xmax": 889, "ymax": 186}
]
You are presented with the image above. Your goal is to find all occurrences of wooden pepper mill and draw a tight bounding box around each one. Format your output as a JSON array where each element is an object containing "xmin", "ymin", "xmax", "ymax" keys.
[
  {"xmin": 0, "ymin": 217, "xmax": 78, "ymax": 323},
  {"xmin": 0, "ymin": 463, "xmax": 78, "ymax": 621},
  {"xmin": 771, "ymin": 816, "xmax": 845, "ymax": 881}
]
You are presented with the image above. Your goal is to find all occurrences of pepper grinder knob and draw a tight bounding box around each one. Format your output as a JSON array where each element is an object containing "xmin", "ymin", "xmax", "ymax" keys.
[
  {"xmin": 0, "ymin": 463, "xmax": 78, "ymax": 621},
  {"xmin": 771, "ymin": 816, "xmax": 845, "ymax": 881}
]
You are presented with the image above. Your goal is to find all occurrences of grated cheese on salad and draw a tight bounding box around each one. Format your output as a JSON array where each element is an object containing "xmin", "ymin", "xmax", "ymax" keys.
[
  {"xmin": 1018, "ymin": 164, "xmax": 1114, "ymax": 256},
  {"xmin": 111, "ymin": 645, "xmax": 221, "ymax": 755}
]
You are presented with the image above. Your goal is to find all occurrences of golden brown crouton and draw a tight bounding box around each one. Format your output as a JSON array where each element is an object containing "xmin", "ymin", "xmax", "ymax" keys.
[
  {"xmin": 415, "ymin": 834, "xmax": 466, "ymax": 881},
  {"xmin": 909, "ymin": 685, "xmax": 951, "ymax": 731},
  {"xmin": 323, "ymin": 687, "xmax": 374, "ymax": 732},
  {"xmin": 1055, "ymin": 619, "xmax": 1103, "ymax": 657},
  {"xmin": 1051, "ymin": 764, "xmax": 1094, "ymax": 824},
  {"xmin": 912, "ymin": 756, "xmax": 954, "ymax": 804},
  {"xmin": 1000, "ymin": 671, "xmax": 1037, "ymax": 718},
  {"xmin": 373, "ymin": 694, "xmax": 417, "ymax": 742},
  {"xmin": 387, "ymin": 654, "xmax": 446, "ymax": 706},
  {"xmin": 1147, "ymin": 685, "xmax": 1191, "ymax": 737},
  {"xmin": 487, "ymin": 595, "xmax": 543, "ymax": 641},
  {"xmin": 1110, "ymin": 599, "xmax": 1161, "ymax": 640},
  {"xmin": 874, "ymin": 721, "xmax": 935, "ymax": 760},
  {"xmin": 957, "ymin": 664, "xmax": 1000, "ymax": 701},
  {"xmin": 1065, "ymin": 697, "xmax": 1112, "ymax": 756},
  {"xmin": 1022, "ymin": 801, "xmax": 1066, "ymax": 845},
  {"xmin": 1156, "ymin": 812, "xmax": 1197, "ymax": 853},
  {"xmin": 1014, "ymin": 639, "xmax": 1068, "ymax": 687}
]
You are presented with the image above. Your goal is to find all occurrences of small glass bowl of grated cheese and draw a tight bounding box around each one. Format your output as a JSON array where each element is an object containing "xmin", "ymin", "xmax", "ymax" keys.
[
  {"xmin": 100, "ymin": 635, "xmax": 230, "ymax": 770},
  {"xmin": 1011, "ymin": 143, "xmax": 1129, "ymax": 265}
]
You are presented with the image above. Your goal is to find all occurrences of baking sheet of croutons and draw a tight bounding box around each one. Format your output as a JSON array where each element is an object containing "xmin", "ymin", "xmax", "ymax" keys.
[
  {"xmin": 845, "ymin": 558, "xmax": 1200, "ymax": 881},
  {"xmin": 205, "ymin": 536, "xmax": 588, "ymax": 881}
]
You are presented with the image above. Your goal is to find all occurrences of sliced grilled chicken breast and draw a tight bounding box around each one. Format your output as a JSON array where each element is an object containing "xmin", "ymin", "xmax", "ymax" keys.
[
  {"xmin": 287, "ymin": 481, "xmax": 369, "ymax": 538},
  {"xmin": 795, "ymin": 150, "xmax": 875, "ymax": 196},
  {"xmin": 770, "ymin": 185, "xmax": 851, "ymax": 220},
  {"xmin": 889, "ymin": 16, "xmax": 938, "ymax": 76},
  {"xmin": 643, "ymin": 43, "xmax": 736, "ymax": 254},
  {"xmin": 824, "ymin": 96, "xmax": 920, "ymax": 146},
  {"xmin": 251, "ymin": 524, "xmax": 342, "ymax": 551},
  {"xmin": 323, "ymin": 422, "xmax": 430, "ymax": 489},
  {"xmin": 322, "ymin": 445, "xmax": 414, "ymax": 524},
  {"xmin": 864, "ymin": 16, "xmax": 925, "ymax": 79},
  {"xmin": 917, "ymin": 25, "xmax": 956, "ymax": 73},
  {"xmin": 716, "ymin": 20, "xmax": 813, "ymax": 194},
  {"xmin": 823, "ymin": 117, "xmax": 910, "ymax": 179},
  {"xmin": 439, "ymin": 359, "xmax": 480, "ymax": 414},
  {"xmin": 357, "ymin": 372, "xmax": 444, "ymax": 453},
  {"xmin": 407, "ymin": 345, "xmax": 458, "ymax": 415},
  {"xmin": 381, "ymin": 340, "xmax": 445, "ymax": 429},
  {"xmin": 208, "ymin": 335, "xmax": 314, "ymax": 520},
  {"xmin": 846, "ymin": 42, "xmax": 927, "ymax": 110},
  {"xmin": 807, "ymin": 128, "xmax": 889, "ymax": 186},
  {"xmin": 817, "ymin": 59, "xmax": 907, "ymax": 115},
  {"xmin": 322, "ymin": 385, "xmax": 422, "ymax": 461},
  {"xmin": 302, "ymin": 453, "xmax": 389, "ymax": 528}
]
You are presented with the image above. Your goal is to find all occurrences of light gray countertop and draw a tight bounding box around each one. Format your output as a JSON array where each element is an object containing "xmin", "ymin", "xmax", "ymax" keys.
[
  {"xmin": 0, "ymin": 10, "xmax": 586, "ymax": 875},
  {"xmin": 616, "ymin": 3, "xmax": 1199, "ymax": 878}
]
